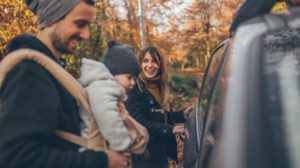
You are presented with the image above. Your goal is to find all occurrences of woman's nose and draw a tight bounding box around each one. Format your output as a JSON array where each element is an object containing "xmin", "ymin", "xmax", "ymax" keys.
[{"xmin": 146, "ymin": 62, "xmax": 153, "ymax": 67}]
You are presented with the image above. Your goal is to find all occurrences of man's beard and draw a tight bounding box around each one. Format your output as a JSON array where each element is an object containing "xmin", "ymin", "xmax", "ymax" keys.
[{"xmin": 51, "ymin": 33, "xmax": 81, "ymax": 54}]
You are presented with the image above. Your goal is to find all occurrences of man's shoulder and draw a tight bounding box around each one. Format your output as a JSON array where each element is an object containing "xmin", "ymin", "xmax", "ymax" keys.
[
  {"xmin": 3, "ymin": 60, "xmax": 54, "ymax": 88},
  {"xmin": 6, "ymin": 34, "xmax": 36, "ymax": 53},
  {"xmin": 0, "ymin": 59, "xmax": 59, "ymax": 99},
  {"xmin": 14, "ymin": 59, "xmax": 50, "ymax": 75}
]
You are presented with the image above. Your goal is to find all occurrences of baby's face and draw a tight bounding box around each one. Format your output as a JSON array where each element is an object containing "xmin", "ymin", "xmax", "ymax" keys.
[{"xmin": 115, "ymin": 74, "xmax": 136, "ymax": 92}]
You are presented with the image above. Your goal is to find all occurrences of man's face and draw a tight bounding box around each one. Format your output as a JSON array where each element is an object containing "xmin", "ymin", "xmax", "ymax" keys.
[{"xmin": 51, "ymin": 2, "xmax": 94, "ymax": 54}]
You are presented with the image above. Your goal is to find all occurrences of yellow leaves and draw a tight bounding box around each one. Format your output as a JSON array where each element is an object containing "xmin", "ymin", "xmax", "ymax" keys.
[
  {"xmin": 68, "ymin": 56, "xmax": 76, "ymax": 65},
  {"xmin": 271, "ymin": 2, "xmax": 288, "ymax": 14},
  {"xmin": 0, "ymin": 0, "xmax": 38, "ymax": 56},
  {"xmin": 24, "ymin": 10, "xmax": 32, "ymax": 16},
  {"xmin": 64, "ymin": 55, "xmax": 81, "ymax": 78}
]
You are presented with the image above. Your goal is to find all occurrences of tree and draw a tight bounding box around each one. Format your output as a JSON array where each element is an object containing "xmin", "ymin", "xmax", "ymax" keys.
[
  {"xmin": 0, "ymin": 0, "xmax": 38, "ymax": 57},
  {"xmin": 0, "ymin": 0, "xmax": 244, "ymax": 76},
  {"xmin": 165, "ymin": 0, "xmax": 243, "ymax": 70}
]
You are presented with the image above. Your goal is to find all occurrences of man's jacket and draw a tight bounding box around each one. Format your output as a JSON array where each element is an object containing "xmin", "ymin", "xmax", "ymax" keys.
[{"xmin": 0, "ymin": 34, "xmax": 108, "ymax": 168}]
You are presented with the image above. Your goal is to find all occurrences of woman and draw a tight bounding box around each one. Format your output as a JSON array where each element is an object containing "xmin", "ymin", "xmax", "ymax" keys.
[{"xmin": 125, "ymin": 46, "xmax": 192, "ymax": 168}]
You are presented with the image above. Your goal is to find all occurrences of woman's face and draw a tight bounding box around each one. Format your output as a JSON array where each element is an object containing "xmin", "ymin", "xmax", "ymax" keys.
[{"xmin": 141, "ymin": 52, "xmax": 160, "ymax": 79}]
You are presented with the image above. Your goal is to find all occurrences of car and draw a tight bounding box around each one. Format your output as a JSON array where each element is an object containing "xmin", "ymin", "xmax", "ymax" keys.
[{"xmin": 183, "ymin": 7, "xmax": 300, "ymax": 168}]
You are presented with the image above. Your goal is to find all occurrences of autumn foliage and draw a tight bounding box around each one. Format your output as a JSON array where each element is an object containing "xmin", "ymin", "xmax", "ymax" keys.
[
  {"xmin": 0, "ymin": 0, "xmax": 38, "ymax": 57},
  {"xmin": 1, "ymin": 0, "xmax": 244, "ymax": 70}
]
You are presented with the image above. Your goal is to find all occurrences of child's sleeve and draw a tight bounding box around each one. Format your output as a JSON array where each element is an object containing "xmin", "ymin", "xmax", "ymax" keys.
[{"xmin": 86, "ymin": 80, "xmax": 132, "ymax": 151}]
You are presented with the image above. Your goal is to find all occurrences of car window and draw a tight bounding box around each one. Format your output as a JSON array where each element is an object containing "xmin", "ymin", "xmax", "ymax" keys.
[
  {"xmin": 262, "ymin": 29, "xmax": 300, "ymax": 168},
  {"xmin": 183, "ymin": 39, "xmax": 231, "ymax": 168},
  {"xmin": 199, "ymin": 40, "xmax": 228, "ymax": 116},
  {"xmin": 199, "ymin": 46, "xmax": 232, "ymax": 168}
]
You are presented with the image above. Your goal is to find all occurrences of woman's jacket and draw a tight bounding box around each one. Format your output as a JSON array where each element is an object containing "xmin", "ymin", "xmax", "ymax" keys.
[{"xmin": 125, "ymin": 78, "xmax": 186, "ymax": 165}]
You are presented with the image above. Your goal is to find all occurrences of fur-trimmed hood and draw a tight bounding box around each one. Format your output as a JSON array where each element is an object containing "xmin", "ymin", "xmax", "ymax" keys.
[{"xmin": 78, "ymin": 58, "xmax": 115, "ymax": 86}]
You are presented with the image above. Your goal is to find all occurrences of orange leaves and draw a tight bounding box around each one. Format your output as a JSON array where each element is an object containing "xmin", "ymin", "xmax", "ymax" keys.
[{"xmin": 0, "ymin": 0, "xmax": 38, "ymax": 56}]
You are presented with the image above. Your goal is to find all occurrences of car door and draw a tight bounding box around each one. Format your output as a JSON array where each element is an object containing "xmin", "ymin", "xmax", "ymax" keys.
[
  {"xmin": 183, "ymin": 38, "xmax": 231, "ymax": 168},
  {"xmin": 206, "ymin": 7, "xmax": 300, "ymax": 168}
]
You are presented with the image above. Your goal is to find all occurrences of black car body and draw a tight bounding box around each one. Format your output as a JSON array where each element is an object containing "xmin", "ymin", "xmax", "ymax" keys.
[{"xmin": 184, "ymin": 7, "xmax": 300, "ymax": 168}]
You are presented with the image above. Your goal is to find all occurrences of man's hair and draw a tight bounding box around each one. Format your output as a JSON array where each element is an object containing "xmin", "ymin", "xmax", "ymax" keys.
[{"xmin": 82, "ymin": 0, "xmax": 95, "ymax": 6}]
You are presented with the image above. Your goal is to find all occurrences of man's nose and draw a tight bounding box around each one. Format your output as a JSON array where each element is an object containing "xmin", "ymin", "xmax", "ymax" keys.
[{"xmin": 80, "ymin": 26, "xmax": 90, "ymax": 40}]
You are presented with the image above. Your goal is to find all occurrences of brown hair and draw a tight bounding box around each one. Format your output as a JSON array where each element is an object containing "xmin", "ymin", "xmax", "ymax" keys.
[{"xmin": 139, "ymin": 46, "xmax": 170, "ymax": 111}]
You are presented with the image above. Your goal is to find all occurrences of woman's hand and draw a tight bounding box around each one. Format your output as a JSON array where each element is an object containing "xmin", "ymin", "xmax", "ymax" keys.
[
  {"xmin": 183, "ymin": 105, "xmax": 194, "ymax": 119},
  {"xmin": 172, "ymin": 125, "xmax": 184, "ymax": 134}
]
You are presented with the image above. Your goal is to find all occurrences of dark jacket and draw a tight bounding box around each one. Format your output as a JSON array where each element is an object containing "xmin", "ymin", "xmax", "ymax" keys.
[
  {"xmin": 125, "ymin": 78, "xmax": 185, "ymax": 167},
  {"xmin": 0, "ymin": 34, "xmax": 108, "ymax": 168}
]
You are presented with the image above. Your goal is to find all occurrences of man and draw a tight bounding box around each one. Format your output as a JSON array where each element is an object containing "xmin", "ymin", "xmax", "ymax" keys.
[{"xmin": 0, "ymin": 0, "xmax": 129, "ymax": 168}]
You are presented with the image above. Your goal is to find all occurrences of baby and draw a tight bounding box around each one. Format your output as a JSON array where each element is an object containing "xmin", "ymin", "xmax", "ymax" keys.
[{"xmin": 78, "ymin": 40, "xmax": 140, "ymax": 152}]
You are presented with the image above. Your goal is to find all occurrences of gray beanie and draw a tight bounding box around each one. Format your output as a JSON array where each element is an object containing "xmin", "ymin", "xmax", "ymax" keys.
[
  {"xmin": 103, "ymin": 40, "xmax": 140, "ymax": 76},
  {"xmin": 25, "ymin": 0, "xmax": 82, "ymax": 29}
]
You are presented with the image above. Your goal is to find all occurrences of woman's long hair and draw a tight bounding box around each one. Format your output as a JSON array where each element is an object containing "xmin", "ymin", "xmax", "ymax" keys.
[{"xmin": 139, "ymin": 46, "xmax": 170, "ymax": 111}]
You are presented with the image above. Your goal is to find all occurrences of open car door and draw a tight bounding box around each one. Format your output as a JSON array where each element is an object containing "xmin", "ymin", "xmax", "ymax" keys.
[
  {"xmin": 208, "ymin": 7, "xmax": 300, "ymax": 168},
  {"xmin": 183, "ymin": 38, "xmax": 231, "ymax": 168}
]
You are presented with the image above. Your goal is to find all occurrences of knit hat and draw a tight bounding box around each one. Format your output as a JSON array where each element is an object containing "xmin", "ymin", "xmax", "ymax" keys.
[
  {"xmin": 103, "ymin": 40, "xmax": 140, "ymax": 76},
  {"xmin": 25, "ymin": 0, "xmax": 83, "ymax": 29}
]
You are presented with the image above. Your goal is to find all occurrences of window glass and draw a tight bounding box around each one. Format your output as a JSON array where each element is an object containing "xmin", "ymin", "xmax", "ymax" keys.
[
  {"xmin": 199, "ymin": 42, "xmax": 226, "ymax": 116},
  {"xmin": 199, "ymin": 44, "xmax": 232, "ymax": 167},
  {"xmin": 183, "ymin": 39, "xmax": 230, "ymax": 167}
]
